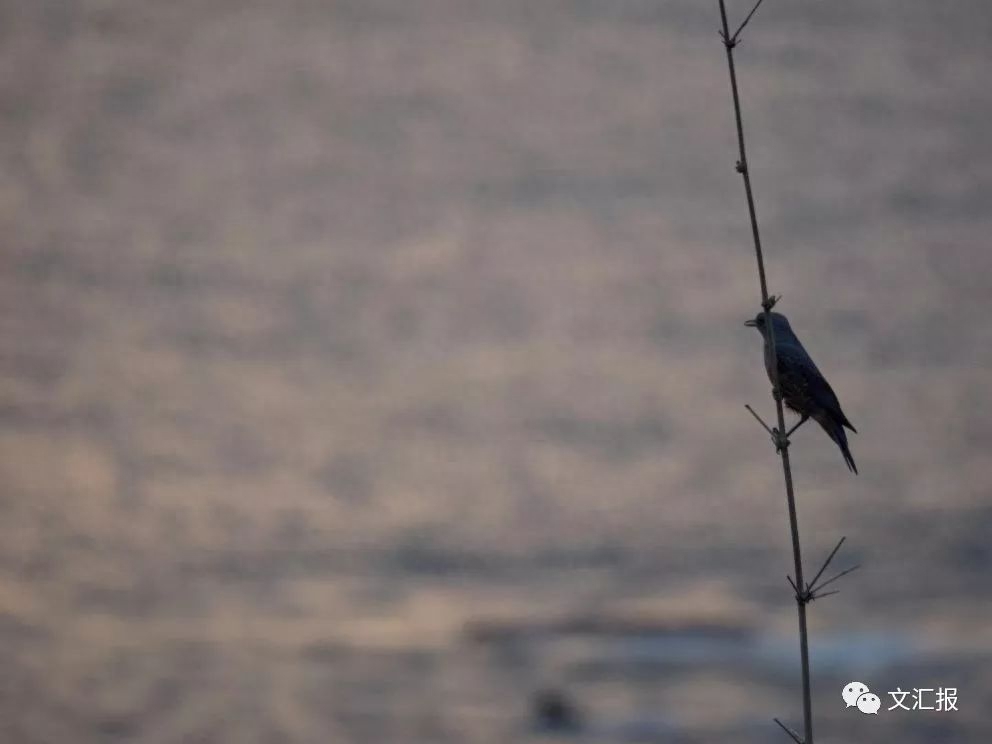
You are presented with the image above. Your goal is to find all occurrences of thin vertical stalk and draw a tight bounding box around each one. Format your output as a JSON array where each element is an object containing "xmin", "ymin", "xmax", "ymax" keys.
[{"xmin": 716, "ymin": 2, "xmax": 813, "ymax": 742}]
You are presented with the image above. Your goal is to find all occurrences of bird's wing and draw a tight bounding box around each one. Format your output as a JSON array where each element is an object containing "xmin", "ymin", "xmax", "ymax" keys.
[{"xmin": 777, "ymin": 343, "xmax": 855, "ymax": 431}]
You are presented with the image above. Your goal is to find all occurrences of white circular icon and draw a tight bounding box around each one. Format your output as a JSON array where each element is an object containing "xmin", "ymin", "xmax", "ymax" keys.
[
  {"xmin": 856, "ymin": 692, "xmax": 881, "ymax": 715},
  {"xmin": 842, "ymin": 681, "xmax": 870, "ymax": 707}
]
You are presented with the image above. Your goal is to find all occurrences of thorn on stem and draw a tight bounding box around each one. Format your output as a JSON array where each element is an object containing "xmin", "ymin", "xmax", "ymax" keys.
[
  {"xmin": 745, "ymin": 404, "xmax": 774, "ymax": 436},
  {"xmin": 809, "ymin": 565, "xmax": 861, "ymax": 597},
  {"xmin": 745, "ymin": 406, "xmax": 792, "ymax": 455},
  {"xmin": 773, "ymin": 717, "xmax": 804, "ymax": 744},
  {"xmin": 803, "ymin": 536, "xmax": 861, "ymax": 600},
  {"xmin": 807, "ymin": 537, "xmax": 846, "ymax": 591},
  {"xmin": 785, "ymin": 538, "xmax": 862, "ymax": 604},
  {"xmin": 732, "ymin": 0, "xmax": 769, "ymax": 46}
]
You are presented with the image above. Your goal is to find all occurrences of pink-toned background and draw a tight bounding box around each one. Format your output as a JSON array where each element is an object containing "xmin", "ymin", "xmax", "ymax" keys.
[{"xmin": 1, "ymin": 1, "xmax": 989, "ymax": 741}]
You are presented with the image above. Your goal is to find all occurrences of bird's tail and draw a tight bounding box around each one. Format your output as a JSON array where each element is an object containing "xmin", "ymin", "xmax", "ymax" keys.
[{"xmin": 816, "ymin": 413, "xmax": 858, "ymax": 474}]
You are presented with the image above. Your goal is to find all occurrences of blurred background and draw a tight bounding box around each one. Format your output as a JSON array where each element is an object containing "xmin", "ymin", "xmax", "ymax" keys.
[{"xmin": 1, "ymin": 1, "xmax": 990, "ymax": 742}]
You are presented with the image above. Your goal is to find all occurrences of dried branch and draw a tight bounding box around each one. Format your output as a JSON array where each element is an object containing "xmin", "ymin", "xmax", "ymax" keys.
[
  {"xmin": 717, "ymin": 3, "xmax": 861, "ymax": 739},
  {"xmin": 717, "ymin": 0, "xmax": 811, "ymax": 740}
]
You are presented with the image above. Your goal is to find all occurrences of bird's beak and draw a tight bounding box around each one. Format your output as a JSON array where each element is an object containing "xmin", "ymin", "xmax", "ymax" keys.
[{"xmin": 744, "ymin": 319, "xmax": 757, "ymax": 327}]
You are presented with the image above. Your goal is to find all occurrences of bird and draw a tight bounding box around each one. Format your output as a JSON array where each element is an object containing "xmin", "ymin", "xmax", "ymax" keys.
[{"xmin": 745, "ymin": 311, "xmax": 858, "ymax": 473}]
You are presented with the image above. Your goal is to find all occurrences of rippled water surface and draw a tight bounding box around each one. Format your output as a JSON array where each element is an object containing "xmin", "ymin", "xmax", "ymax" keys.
[{"xmin": 1, "ymin": 1, "xmax": 990, "ymax": 741}]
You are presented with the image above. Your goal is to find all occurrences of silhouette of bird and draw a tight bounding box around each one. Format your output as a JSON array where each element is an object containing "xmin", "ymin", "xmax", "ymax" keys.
[{"xmin": 745, "ymin": 312, "xmax": 858, "ymax": 473}]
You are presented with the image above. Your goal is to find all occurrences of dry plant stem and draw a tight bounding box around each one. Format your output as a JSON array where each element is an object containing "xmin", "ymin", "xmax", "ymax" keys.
[
  {"xmin": 717, "ymin": 1, "xmax": 813, "ymax": 742},
  {"xmin": 774, "ymin": 717, "xmax": 803, "ymax": 744}
]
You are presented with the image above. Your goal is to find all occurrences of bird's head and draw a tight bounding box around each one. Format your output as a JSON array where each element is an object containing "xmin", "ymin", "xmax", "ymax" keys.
[{"xmin": 744, "ymin": 311, "xmax": 793, "ymax": 339}]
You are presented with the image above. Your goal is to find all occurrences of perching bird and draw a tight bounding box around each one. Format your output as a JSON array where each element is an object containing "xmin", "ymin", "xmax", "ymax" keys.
[{"xmin": 745, "ymin": 312, "xmax": 858, "ymax": 473}]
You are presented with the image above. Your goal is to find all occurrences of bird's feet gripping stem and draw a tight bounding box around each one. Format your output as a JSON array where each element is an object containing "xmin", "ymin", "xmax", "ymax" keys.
[
  {"xmin": 771, "ymin": 427, "xmax": 790, "ymax": 454},
  {"xmin": 772, "ymin": 414, "xmax": 810, "ymax": 453}
]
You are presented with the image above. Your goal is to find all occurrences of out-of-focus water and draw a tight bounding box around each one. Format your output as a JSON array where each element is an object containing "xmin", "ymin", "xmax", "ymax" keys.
[{"xmin": 0, "ymin": 1, "xmax": 990, "ymax": 741}]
